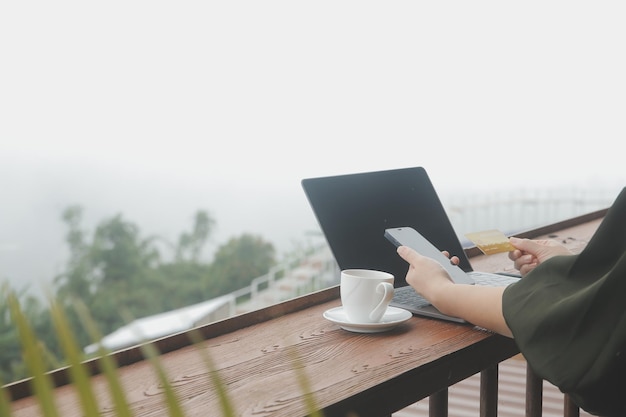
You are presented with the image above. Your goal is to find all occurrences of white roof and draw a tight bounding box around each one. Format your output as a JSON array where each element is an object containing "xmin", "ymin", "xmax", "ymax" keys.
[{"xmin": 84, "ymin": 294, "xmax": 234, "ymax": 355}]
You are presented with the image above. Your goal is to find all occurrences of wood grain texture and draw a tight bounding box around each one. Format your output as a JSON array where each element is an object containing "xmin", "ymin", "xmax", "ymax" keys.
[{"xmin": 10, "ymin": 300, "xmax": 516, "ymax": 417}]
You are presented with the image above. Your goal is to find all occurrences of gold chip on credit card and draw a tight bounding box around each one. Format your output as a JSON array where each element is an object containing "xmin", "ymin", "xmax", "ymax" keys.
[{"xmin": 465, "ymin": 229, "xmax": 515, "ymax": 255}]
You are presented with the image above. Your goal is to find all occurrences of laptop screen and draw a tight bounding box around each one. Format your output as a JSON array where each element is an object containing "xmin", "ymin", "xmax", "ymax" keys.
[{"xmin": 301, "ymin": 166, "xmax": 471, "ymax": 287}]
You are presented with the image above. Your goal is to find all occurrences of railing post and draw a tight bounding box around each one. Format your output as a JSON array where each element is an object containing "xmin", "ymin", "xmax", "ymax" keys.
[
  {"xmin": 268, "ymin": 266, "xmax": 276, "ymax": 288},
  {"xmin": 429, "ymin": 389, "xmax": 448, "ymax": 417},
  {"xmin": 564, "ymin": 394, "xmax": 580, "ymax": 417},
  {"xmin": 526, "ymin": 364, "xmax": 543, "ymax": 417},
  {"xmin": 480, "ymin": 364, "xmax": 498, "ymax": 417}
]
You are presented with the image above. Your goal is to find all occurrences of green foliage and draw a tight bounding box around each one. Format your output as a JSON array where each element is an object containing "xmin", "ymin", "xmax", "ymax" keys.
[
  {"xmin": 176, "ymin": 211, "xmax": 215, "ymax": 262},
  {"xmin": 74, "ymin": 300, "xmax": 133, "ymax": 417},
  {"xmin": 0, "ymin": 205, "xmax": 278, "ymax": 385},
  {"xmin": 49, "ymin": 299, "xmax": 100, "ymax": 416},
  {"xmin": 90, "ymin": 213, "xmax": 159, "ymax": 284},
  {"xmin": 7, "ymin": 293, "xmax": 60, "ymax": 417},
  {"xmin": 0, "ymin": 285, "xmax": 24, "ymax": 383},
  {"xmin": 0, "ymin": 286, "xmax": 59, "ymax": 383},
  {"xmin": 209, "ymin": 233, "xmax": 276, "ymax": 295},
  {"xmin": 155, "ymin": 262, "xmax": 213, "ymax": 308}
]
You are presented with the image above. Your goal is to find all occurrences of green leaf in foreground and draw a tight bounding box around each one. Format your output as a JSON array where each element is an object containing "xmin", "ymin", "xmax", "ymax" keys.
[
  {"xmin": 186, "ymin": 329, "xmax": 236, "ymax": 417},
  {"xmin": 49, "ymin": 299, "xmax": 100, "ymax": 416},
  {"xmin": 137, "ymin": 341, "xmax": 186, "ymax": 417},
  {"xmin": 0, "ymin": 374, "xmax": 12, "ymax": 417},
  {"xmin": 74, "ymin": 301, "xmax": 133, "ymax": 417},
  {"xmin": 289, "ymin": 347, "xmax": 324, "ymax": 417},
  {"xmin": 8, "ymin": 292, "xmax": 59, "ymax": 417}
]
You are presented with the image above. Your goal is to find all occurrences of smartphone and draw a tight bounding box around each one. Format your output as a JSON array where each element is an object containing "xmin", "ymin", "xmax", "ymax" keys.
[{"xmin": 384, "ymin": 227, "xmax": 474, "ymax": 285}]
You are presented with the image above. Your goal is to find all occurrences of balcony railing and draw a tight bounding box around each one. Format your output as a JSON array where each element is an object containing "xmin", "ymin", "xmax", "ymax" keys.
[{"xmin": 4, "ymin": 203, "xmax": 608, "ymax": 417}]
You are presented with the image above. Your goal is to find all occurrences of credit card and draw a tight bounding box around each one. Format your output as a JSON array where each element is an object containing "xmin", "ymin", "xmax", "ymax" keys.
[{"xmin": 465, "ymin": 229, "xmax": 515, "ymax": 255}]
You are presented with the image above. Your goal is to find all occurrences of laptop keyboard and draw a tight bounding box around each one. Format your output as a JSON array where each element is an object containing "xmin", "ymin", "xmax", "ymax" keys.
[
  {"xmin": 470, "ymin": 272, "xmax": 520, "ymax": 286},
  {"xmin": 392, "ymin": 286, "xmax": 430, "ymax": 308},
  {"xmin": 391, "ymin": 272, "xmax": 520, "ymax": 308}
]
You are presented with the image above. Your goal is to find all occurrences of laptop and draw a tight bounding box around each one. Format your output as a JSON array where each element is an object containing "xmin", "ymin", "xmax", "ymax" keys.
[{"xmin": 301, "ymin": 166, "xmax": 520, "ymax": 323}]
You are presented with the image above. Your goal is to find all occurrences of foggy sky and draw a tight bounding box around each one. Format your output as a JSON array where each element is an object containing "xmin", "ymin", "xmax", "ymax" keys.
[{"xmin": 2, "ymin": 1, "xmax": 626, "ymax": 294}]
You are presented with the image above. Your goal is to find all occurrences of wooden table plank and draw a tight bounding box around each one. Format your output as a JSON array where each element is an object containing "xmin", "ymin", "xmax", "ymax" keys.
[{"xmin": 10, "ymin": 299, "xmax": 517, "ymax": 417}]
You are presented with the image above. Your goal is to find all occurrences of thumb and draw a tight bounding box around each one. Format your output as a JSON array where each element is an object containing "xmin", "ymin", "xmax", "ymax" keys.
[
  {"xmin": 397, "ymin": 245, "xmax": 428, "ymax": 266},
  {"xmin": 397, "ymin": 245, "xmax": 417, "ymax": 263},
  {"xmin": 509, "ymin": 237, "xmax": 541, "ymax": 253}
]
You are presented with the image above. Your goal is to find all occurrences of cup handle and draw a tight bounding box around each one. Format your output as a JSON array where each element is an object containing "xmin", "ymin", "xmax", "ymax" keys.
[{"xmin": 369, "ymin": 282, "xmax": 395, "ymax": 322}]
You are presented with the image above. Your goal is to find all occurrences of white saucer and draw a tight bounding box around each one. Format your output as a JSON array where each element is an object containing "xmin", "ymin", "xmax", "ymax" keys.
[{"xmin": 323, "ymin": 306, "xmax": 412, "ymax": 333}]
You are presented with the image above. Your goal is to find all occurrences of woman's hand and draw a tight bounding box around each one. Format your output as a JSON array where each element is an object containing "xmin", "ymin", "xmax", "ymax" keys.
[
  {"xmin": 396, "ymin": 245, "xmax": 513, "ymax": 337},
  {"xmin": 396, "ymin": 246, "xmax": 456, "ymax": 303},
  {"xmin": 508, "ymin": 237, "xmax": 572, "ymax": 276}
]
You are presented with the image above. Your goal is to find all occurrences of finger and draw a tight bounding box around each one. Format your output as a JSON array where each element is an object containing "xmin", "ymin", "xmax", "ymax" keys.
[
  {"xmin": 509, "ymin": 236, "xmax": 527, "ymax": 249},
  {"xmin": 519, "ymin": 262, "xmax": 537, "ymax": 277},
  {"xmin": 508, "ymin": 249, "xmax": 523, "ymax": 261},
  {"xmin": 513, "ymin": 254, "xmax": 535, "ymax": 271},
  {"xmin": 397, "ymin": 245, "xmax": 423, "ymax": 265},
  {"xmin": 511, "ymin": 237, "xmax": 543, "ymax": 255},
  {"xmin": 442, "ymin": 250, "xmax": 459, "ymax": 265},
  {"xmin": 513, "ymin": 254, "xmax": 528, "ymax": 270},
  {"xmin": 518, "ymin": 254, "xmax": 534, "ymax": 263}
]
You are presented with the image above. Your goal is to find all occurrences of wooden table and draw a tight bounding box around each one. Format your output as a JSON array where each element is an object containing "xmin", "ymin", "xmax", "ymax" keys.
[{"xmin": 7, "ymin": 211, "xmax": 606, "ymax": 417}]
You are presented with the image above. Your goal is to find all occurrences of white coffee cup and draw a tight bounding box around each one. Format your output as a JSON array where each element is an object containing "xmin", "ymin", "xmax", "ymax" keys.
[{"xmin": 340, "ymin": 269, "xmax": 395, "ymax": 323}]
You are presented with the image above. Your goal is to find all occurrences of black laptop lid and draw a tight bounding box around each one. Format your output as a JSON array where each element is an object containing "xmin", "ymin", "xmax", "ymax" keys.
[{"xmin": 301, "ymin": 167, "xmax": 471, "ymax": 288}]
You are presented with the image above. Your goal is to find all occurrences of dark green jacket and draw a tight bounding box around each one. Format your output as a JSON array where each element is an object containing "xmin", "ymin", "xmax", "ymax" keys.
[{"xmin": 503, "ymin": 187, "xmax": 626, "ymax": 417}]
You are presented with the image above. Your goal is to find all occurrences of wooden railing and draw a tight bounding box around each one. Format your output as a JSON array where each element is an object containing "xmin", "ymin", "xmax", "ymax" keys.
[{"xmin": 5, "ymin": 209, "xmax": 606, "ymax": 417}]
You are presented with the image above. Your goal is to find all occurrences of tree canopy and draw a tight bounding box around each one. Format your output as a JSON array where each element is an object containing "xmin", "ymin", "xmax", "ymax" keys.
[{"xmin": 0, "ymin": 206, "xmax": 277, "ymax": 384}]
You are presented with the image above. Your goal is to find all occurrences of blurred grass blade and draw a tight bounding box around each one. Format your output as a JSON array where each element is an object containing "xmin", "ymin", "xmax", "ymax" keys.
[
  {"xmin": 8, "ymin": 292, "xmax": 60, "ymax": 417},
  {"xmin": 49, "ymin": 299, "xmax": 100, "ymax": 416},
  {"xmin": 186, "ymin": 329, "xmax": 235, "ymax": 417},
  {"xmin": 74, "ymin": 301, "xmax": 133, "ymax": 417},
  {"xmin": 119, "ymin": 309, "xmax": 185, "ymax": 417},
  {"xmin": 138, "ymin": 342, "xmax": 185, "ymax": 417},
  {"xmin": 289, "ymin": 347, "xmax": 323, "ymax": 417},
  {"xmin": 0, "ymin": 375, "xmax": 12, "ymax": 417}
]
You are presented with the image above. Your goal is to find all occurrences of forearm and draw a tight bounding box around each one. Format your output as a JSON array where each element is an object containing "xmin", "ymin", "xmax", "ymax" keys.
[
  {"xmin": 397, "ymin": 246, "xmax": 514, "ymax": 337},
  {"xmin": 429, "ymin": 284, "xmax": 513, "ymax": 338}
]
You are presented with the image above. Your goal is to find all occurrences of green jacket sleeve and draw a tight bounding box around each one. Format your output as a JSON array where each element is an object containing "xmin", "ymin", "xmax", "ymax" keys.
[{"xmin": 502, "ymin": 187, "xmax": 626, "ymax": 417}]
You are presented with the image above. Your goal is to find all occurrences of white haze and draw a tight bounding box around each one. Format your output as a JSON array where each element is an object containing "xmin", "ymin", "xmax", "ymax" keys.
[{"xmin": 1, "ymin": 1, "xmax": 625, "ymax": 294}]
